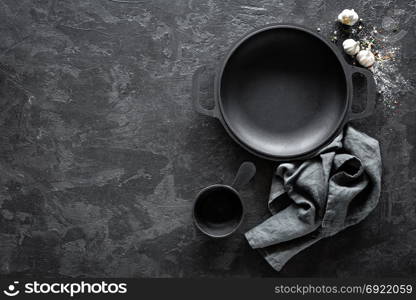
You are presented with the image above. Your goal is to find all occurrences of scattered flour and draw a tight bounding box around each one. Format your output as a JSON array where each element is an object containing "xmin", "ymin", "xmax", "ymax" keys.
[{"xmin": 371, "ymin": 47, "xmax": 412, "ymax": 110}]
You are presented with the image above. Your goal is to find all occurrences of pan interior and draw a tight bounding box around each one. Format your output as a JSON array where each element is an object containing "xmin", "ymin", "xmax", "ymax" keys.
[{"xmin": 220, "ymin": 27, "xmax": 347, "ymax": 158}]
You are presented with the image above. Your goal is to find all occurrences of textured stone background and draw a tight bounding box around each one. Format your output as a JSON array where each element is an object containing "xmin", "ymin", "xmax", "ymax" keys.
[{"xmin": 0, "ymin": 0, "xmax": 415, "ymax": 277}]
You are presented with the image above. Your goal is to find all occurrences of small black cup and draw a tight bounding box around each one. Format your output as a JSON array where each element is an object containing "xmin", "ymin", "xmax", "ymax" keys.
[{"xmin": 193, "ymin": 162, "xmax": 256, "ymax": 238}]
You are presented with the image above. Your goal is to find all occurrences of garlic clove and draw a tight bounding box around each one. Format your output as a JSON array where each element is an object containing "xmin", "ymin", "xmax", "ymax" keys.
[
  {"xmin": 342, "ymin": 39, "xmax": 360, "ymax": 55},
  {"xmin": 338, "ymin": 9, "xmax": 359, "ymax": 26},
  {"xmin": 356, "ymin": 50, "xmax": 375, "ymax": 67}
]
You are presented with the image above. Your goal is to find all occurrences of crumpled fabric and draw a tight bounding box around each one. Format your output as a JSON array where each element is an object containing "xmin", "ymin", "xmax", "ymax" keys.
[{"xmin": 245, "ymin": 125, "xmax": 382, "ymax": 271}]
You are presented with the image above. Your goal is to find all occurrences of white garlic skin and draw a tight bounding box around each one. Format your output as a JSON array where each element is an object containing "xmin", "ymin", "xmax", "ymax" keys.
[
  {"xmin": 338, "ymin": 9, "xmax": 359, "ymax": 26},
  {"xmin": 342, "ymin": 39, "xmax": 360, "ymax": 55},
  {"xmin": 356, "ymin": 50, "xmax": 375, "ymax": 67}
]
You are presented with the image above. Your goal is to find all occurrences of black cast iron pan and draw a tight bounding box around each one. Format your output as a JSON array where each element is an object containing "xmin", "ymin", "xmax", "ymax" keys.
[{"xmin": 192, "ymin": 24, "xmax": 376, "ymax": 161}]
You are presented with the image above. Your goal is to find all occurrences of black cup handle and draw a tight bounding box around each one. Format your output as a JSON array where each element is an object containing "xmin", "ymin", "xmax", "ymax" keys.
[
  {"xmin": 231, "ymin": 162, "xmax": 256, "ymax": 190},
  {"xmin": 349, "ymin": 66, "xmax": 377, "ymax": 121},
  {"xmin": 192, "ymin": 66, "xmax": 218, "ymax": 118}
]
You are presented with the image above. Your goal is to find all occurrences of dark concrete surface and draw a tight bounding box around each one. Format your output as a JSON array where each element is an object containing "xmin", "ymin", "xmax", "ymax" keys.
[{"xmin": 0, "ymin": 0, "xmax": 415, "ymax": 278}]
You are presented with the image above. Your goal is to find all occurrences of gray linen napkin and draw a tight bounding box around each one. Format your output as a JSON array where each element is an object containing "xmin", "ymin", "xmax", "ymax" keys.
[{"xmin": 245, "ymin": 125, "xmax": 382, "ymax": 271}]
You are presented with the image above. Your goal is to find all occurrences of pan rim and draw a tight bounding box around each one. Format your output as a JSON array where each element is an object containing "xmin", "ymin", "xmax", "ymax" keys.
[{"xmin": 216, "ymin": 24, "xmax": 351, "ymax": 160}]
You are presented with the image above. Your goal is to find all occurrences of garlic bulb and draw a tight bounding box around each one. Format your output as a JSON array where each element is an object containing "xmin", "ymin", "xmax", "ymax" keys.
[
  {"xmin": 356, "ymin": 50, "xmax": 375, "ymax": 67},
  {"xmin": 342, "ymin": 39, "xmax": 360, "ymax": 55},
  {"xmin": 338, "ymin": 9, "xmax": 359, "ymax": 26}
]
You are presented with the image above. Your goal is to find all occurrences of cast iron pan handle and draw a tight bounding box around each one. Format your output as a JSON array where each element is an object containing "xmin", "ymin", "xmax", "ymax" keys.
[
  {"xmin": 349, "ymin": 66, "xmax": 377, "ymax": 121},
  {"xmin": 231, "ymin": 161, "xmax": 256, "ymax": 191},
  {"xmin": 192, "ymin": 66, "xmax": 218, "ymax": 118}
]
